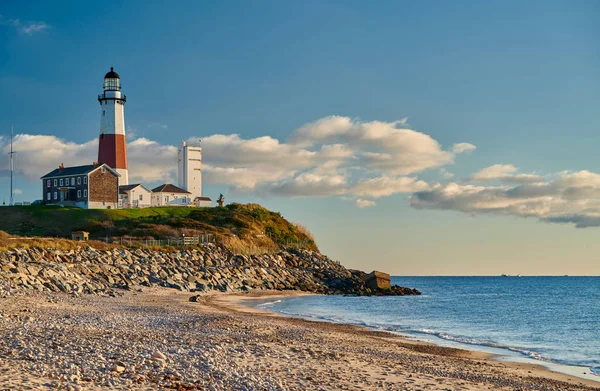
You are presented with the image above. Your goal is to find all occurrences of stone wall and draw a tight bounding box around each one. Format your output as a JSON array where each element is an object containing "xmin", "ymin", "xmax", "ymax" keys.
[
  {"xmin": 89, "ymin": 168, "xmax": 118, "ymax": 203},
  {"xmin": 0, "ymin": 245, "xmax": 421, "ymax": 297}
]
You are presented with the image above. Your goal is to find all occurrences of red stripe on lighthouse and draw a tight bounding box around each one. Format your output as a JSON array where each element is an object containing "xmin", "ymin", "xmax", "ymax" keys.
[{"xmin": 98, "ymin": 133, "xmax": 128, "ymax": 169}]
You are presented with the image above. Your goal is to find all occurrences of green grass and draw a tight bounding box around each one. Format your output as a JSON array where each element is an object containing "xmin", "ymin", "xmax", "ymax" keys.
[{"xmin": 0, "ymin": 203, "xmax": 318, "ymax": 252}]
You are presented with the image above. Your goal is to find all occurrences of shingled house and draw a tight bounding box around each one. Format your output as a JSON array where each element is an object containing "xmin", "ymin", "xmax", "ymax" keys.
[{"xmin": 40, "ymin": 163, "xmax": 120, "ymax": 209}]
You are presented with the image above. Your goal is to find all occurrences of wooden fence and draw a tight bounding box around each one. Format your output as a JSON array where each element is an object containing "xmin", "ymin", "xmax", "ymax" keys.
[{"xmin": 102, "ymin": 234, "xmax": 216, "ymax": 247}]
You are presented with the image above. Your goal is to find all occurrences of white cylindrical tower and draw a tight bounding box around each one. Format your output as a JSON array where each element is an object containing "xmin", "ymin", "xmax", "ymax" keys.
[{"xmin": 97, "ymin": 67, "xmax": 128, "ymax": 185}]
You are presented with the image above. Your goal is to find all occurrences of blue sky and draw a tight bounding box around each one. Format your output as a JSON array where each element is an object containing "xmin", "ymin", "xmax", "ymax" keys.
[{"xmin": 1, "ymin": 1, "xmax": 599, "ymax": 274}]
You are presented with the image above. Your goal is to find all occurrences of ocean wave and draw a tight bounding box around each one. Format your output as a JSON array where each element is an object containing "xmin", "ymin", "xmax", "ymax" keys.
[
  {"xmin": 272, "ymin": 310, "xmax": 555, "ymax": 365},
  {"xmin": 412, "ymin": 329, "xmax": 547, "ymax": 362},
  {"xmin": 256, "ymin": 299, "xmax": 282, "ymax": 307},
  {"xmin": 256, "ymin": 301, "xmax": 599, "ymax": 374}
]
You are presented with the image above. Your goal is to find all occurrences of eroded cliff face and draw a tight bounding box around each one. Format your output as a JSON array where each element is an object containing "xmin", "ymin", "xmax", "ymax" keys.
[{"xmin": 0, "ymin": 245, "xmax": 420, "ymax": 297}]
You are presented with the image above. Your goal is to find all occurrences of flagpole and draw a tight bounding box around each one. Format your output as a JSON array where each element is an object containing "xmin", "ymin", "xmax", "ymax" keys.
[{"xmin": 9, "ymin": 125, "xmax": 15, "ymax": 206}]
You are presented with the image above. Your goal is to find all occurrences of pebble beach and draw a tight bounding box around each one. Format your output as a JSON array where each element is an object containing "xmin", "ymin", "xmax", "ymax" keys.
[{"xmin": 1, "ymin": 287, "xmax": 599, "ymax": 391}]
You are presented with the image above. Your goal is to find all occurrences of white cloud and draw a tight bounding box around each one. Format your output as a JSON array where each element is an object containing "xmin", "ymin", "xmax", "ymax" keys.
[
  {"xmin": 355, "ymin": 199, "xmax": 376, "ymax": 208},
  {"xmin": 290, "ymin": 116, "xmax": 467, "ymax": 175},
  {"xmin": 350, "ymin": 176, "xmax": 430, "ymax": 198},
  {"xmin": 1, "ymin": 16, "xmax": 49, "ymax": 35},
  {"xmin": 409, "ymin": 170, "xmax": 600, "ymax": 228},
  {"xmin": 127, "ymin": 138, "xmax": 178, "ymax": 182},
  {"xmin": 470, "ymin": 164, "xmax": 543, "ymax": 184},
  {"xmin": 452, "ymin": 143, "xmax": 476, "ymax": 154},
  {"xmin": 258, "ymin": 173, "xmax": 348, "ymax": 197},
  {"xmin": 13, "ymin": 188, "xmax": 23, "ymax": 195}
]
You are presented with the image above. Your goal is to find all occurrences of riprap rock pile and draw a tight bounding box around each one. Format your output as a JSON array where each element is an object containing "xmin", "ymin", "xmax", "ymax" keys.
[{"xmin": 0, "ymin": 245, "xmax": 420, "ymax": 296}]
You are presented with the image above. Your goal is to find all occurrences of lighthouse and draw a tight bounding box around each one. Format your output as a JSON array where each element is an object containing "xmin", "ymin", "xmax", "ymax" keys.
[{"xmin": 97, "ymin": 67, "xmax": 128, "ymax": 185}]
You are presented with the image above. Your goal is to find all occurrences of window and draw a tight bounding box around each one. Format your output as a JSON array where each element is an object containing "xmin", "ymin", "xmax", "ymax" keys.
[
  {"xmin": 59, "ymin": 178, "xmax": 63, "ymax": 186},
  {"xmin": 53, "ymin": 192, "xmax": 57, "ymax": 200},
  {"xmin": 70, "ymin": 178, "xmax": 74, "ymax": 186},
  {"xmin": 104, "ymin": 77, "xmax": 120, "ymax": 91},
  {"xmin": 139, "ymin": 194, "xmax": 143, "ymax": 201},
  {"xmin": 77, "ymin": 177, "xmax": 81, "ymax": 185},
  {"xmin": 47, "ymin": 192, "xmax": 50, "ymax": 201},
  {"xmin": 47, "ymin": 180, "xmax": 51, "ymax": 188},
  {"xmin": 53, "ymin": 179, "xmax": 57, "ymax": 186},
  {"xmin": 83, "ymin": 176, "xmax": 87, "ymax": 184},
  {"xmin": 102, "ymin": 110, "xmax": 105, "ymax": 116},
  {"xmin": 77, "ymin": 190, "xmax": 81, "ymax": 198},
  {"xmin": 83, "ymin": 189, "xmax": 87, "ymax": 198}
]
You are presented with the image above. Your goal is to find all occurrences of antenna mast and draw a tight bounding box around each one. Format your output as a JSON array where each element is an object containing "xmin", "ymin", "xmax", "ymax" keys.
[{"xmin": 9, "ymin": 125, "xmax": 16, "ymax": 206}]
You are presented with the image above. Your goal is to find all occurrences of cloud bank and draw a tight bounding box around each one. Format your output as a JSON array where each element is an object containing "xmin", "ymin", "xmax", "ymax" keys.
[
  {"xmin": 410, "ymin": 169, "xmax": 600, "ymax": 228},
  {"xmin": 5, "ymin": 115, "xmax": 600, "ymax": 229},
  {"xmin": 1, "ymin": 116, "xmax": 471, "ymax": 207}
]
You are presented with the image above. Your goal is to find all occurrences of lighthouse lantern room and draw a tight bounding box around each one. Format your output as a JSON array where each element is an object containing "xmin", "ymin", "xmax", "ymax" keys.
[{"xmin": 97, "ymin": 67, "xmax": 129, "ymax": 185}]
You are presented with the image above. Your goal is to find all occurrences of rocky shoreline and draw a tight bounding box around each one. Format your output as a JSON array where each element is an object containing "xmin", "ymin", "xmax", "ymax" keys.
[{"xmin": 0, "ymin": 244, "xmax": 420, "ymax": 297}]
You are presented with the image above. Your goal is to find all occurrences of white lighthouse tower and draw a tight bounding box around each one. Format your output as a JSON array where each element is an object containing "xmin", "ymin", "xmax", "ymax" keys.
[
  {"xmin": 178, "ymin": 141, "xmax": 202, "ymax": 200},
  {"xmin": 97, "ymin": 67, "xmax": 129, "ymax": 185}
]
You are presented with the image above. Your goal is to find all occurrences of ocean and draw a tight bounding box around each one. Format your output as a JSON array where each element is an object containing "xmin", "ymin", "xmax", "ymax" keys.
[{"xmin": 251, "ymin": 276, "xmax": 600, "ymax": 380}]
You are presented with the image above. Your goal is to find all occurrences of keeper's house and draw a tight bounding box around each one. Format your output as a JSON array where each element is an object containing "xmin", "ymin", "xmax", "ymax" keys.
[
  {"xmin": 150, "ymin": 184, "xmax": 191, "ymax": 207},
  {"xmin": 40, "ymin": 163, "xmax": 120, "ymax": 209}
]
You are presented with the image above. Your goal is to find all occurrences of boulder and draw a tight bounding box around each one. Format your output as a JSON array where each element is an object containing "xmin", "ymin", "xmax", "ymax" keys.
[{"xmin": 364, "ymin": 271, "xmax": 391, "ymax": 290}]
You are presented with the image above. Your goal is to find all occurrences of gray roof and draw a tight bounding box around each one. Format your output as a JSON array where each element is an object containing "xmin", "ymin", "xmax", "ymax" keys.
[
  {"xmin": 119, "ymin": 184, "xmax": 151, "ymax": 194},
  {"xmin": 151, "ymin": 184, "xmax": 191, "ymax": 194},
  {"xmin": 119, "ymin": 184, "xmax": 140, "ymax": 192},
  {"xmin": 41, "ymin": 165, "xmax": 95, "ymax": 179},
  {"xmin": 40, "ymin": 164, "xmax": 120, "ymax": 179}
]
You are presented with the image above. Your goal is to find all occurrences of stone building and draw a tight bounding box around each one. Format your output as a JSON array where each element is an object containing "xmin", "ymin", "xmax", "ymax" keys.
[{"xmin": 40, "ymin": 163, "xmax": 120, "ymax": 209}]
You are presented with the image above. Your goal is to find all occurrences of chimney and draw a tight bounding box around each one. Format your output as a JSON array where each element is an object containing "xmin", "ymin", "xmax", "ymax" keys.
[
  {"xmin": 93, "ymin": 161, "xmax": 100, "ymax": 167},
  {"xmin": 59, "ymin": 163, "xmax": 65, "ymax": 172}
]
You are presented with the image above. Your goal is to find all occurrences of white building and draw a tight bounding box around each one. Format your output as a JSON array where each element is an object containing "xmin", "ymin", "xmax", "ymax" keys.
[
  {"xmin": 119, "ymin": 184, "xmax": 152, "ymax": 208},
  {"xmin": 178, "ymin": 141, "xmax": 202, "ymax": 200},
  {"xmin": 151, "ymin": 184, "xmax": 191, "ymax": 207},
  {"xmin": 193, "ymin": 196, "xmax": 212, "ymax": 207}
]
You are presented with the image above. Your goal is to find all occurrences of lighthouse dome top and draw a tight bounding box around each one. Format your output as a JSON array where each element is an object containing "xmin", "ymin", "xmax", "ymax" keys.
[
  {"xmin": 103, "ymin": 67, "xmax": 121, "ymax": 91},
  {"xmin": 104, "ymin": 67, "xmax": 120, "ymax": 79}
]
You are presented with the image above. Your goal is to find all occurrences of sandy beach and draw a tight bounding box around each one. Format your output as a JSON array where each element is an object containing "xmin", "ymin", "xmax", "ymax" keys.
[{"xmin": 1, "ymin": 288, "xmax": 598, "ymax": 391}]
